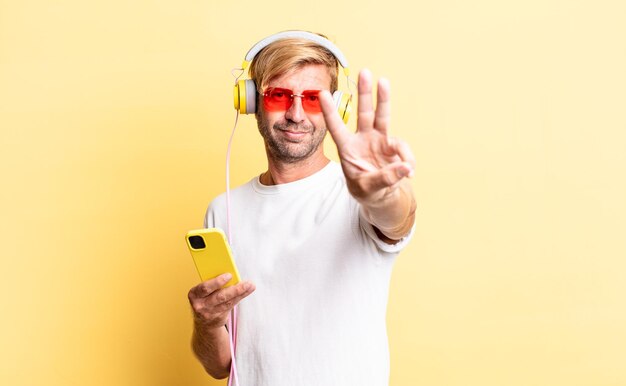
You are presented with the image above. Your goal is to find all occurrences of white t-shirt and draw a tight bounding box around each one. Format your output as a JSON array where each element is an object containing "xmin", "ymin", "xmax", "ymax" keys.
[{"xmin": 204, "ymin": 161, "xmax": 413, "ymax": 386}]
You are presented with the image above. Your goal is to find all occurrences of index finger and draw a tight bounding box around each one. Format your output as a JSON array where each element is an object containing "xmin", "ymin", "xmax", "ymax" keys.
[
  {"xmin": 188, "ymin": 273, "xmax": 232, "ymax": 299},
  {"xmin": 319, "ymin": 90, "xmax": 350, "ymax": 149}
]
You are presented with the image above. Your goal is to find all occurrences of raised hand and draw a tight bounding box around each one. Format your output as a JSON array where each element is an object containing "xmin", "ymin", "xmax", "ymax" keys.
[{"xmin": 320, "ymin": 69, "xmax": 415, "ymax": 207}]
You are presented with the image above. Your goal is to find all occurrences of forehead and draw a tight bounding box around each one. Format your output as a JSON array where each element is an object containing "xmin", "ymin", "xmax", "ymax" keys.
[{"xmin": 267, "ymin": 64, "xmax": 332, "ymax": 91}]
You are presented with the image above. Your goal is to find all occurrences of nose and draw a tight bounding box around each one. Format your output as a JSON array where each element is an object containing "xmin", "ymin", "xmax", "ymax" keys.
[{"xmin": 285, "ymin": 95, "xmax": 306, "ymax": 123}]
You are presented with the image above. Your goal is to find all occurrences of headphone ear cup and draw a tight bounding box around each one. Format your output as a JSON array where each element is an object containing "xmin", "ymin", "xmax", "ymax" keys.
[
  {"xmin": 332, "ymin": 91, "xmax": 352, "ymax": 124},
  {"xmin": 233, "ymin": 79, "xmax": 257, "ymax": 114}
]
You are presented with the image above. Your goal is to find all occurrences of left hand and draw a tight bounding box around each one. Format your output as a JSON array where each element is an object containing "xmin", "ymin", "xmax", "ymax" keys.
[{"xmin": 320, "ymin": 69, "xmax": 415, "ymax": 206}]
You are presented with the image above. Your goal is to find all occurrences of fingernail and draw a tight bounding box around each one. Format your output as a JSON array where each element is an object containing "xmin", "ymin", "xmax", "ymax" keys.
[
  {"xmin": 222, "ymin": 273, "xmax": 232, "ymax": 281},
  {"xmin": 396, "ymin": 168, "xmax": 408, "ymax": 178}
]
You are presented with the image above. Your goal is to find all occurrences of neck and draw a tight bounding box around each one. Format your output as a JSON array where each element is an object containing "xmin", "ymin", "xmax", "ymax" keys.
[{"xmin": 260, "ymin": 155, "xmax": 330, "ymax": 185}]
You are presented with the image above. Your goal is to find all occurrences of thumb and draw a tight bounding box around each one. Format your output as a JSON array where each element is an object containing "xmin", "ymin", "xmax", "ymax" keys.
[{"xmin": 362, "ymin": 162, "xmax": 412, "ymax": 192}]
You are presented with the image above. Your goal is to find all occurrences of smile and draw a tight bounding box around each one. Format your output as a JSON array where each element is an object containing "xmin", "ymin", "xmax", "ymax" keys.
[{"xmin": 279, "ymin": 129, "xmax": 310, "ymax": 136}]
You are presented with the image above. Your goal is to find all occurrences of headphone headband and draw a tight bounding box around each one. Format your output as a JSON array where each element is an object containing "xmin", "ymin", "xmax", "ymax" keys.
[{"xmin": 242, "ymin": 30, "xmax": 350, "ymax": 76}]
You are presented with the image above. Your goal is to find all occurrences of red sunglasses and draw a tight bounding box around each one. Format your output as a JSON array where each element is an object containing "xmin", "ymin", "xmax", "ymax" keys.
[{"xmin": 262, "ymin": 87, "xmax": 323, "ymax": 113}]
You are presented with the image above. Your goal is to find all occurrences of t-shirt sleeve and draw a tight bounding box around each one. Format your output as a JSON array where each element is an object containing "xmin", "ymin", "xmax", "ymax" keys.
[
  {"xmin": 358, "ymin": 208, "xmax": 416, "ymax": 254},
  {"xmin": 204, "ymin": 194, "xmax": 228, "ymax": 230},
  {"xmin": 203, "ymin": 205, "xmax": 213, "ymax": 228}
]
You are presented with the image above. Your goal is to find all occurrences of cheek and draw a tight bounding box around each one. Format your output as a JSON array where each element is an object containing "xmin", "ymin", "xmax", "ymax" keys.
[
  {"xmin": 308, "ymin": 112, "xmax": 327, "ymax": 129},
  {"xmin": 258, "ymin": 110, "xmax": 284, "ymax": 129},
  {"xmin": 267, "ymin": 111, "xmax": 285, "ymax": 124}
]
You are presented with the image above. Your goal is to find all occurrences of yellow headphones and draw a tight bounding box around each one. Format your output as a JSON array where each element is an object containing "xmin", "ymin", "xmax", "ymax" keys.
[{"xmin": 233, "ymin": 31, "xmax": 352, "ymax": 124}]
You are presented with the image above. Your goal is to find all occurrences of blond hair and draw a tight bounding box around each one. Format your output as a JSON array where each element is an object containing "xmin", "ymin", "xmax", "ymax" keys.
[{"xmin": 249, "ymin": 35, "xmax": 339, "ymax": 94}]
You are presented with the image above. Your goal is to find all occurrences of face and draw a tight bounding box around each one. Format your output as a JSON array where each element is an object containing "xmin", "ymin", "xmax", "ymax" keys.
[{"xmin": 256, "ymin": 64, "xmax": 331, "ymax": 164}]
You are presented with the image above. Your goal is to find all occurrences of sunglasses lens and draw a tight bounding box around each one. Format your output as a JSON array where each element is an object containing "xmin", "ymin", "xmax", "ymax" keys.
[
  {"xmin": 262, "ymin": 88, "xmax": 322, "ymax": 113},
  {"xmin": 263, "ymin": 88, "xmax": 291, "ymax": 111},
  {"xmin": 301, "ymin": 90, "xmax": 321, "ymax": 113}
]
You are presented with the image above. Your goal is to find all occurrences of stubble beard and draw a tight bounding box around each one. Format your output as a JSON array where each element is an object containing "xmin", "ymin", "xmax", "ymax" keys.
[{"xmin": 258, "ymin": 119, "xmax": 326, "ymax": 164}]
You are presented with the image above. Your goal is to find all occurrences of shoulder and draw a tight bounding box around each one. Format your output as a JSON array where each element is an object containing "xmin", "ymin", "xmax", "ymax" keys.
[{"xmin": 204, "ymin": 178, "xmax": 257, "ymax": 228}]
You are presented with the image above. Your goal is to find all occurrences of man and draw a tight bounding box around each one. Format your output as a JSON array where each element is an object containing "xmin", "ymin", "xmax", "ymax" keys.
[{"xmin": 188, "ymin": 32, "xmax": 416, "ymax": 386}]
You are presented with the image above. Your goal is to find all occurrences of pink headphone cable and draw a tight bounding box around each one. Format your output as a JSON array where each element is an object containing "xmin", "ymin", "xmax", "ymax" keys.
[{"xmin": 225, "ymin": 106, "xmax": 241, "ymax": 386}]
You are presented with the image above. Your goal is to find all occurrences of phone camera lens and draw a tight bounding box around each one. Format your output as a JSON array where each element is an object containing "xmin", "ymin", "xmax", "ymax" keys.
[{"xmin": 189, "ymin": 235, "xmax": 206, "ymax": 249}]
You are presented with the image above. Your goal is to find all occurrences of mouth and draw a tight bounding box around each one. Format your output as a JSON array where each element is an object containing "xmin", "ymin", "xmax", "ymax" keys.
[
  {"xmin": 279, "ymin": 129, "xmax": 309, "ymax": 140},
  {"xmin": 276, "ymin": 125, "xmax": 311, "ymax": 136},
  {"xmin": 272, "ymin": 122, "xmax": 314, "ymax": 142}
]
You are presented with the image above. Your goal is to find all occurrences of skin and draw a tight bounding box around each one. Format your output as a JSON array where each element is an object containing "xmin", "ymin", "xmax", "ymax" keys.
[{"xmin": 188, "ymin": 64, "xmax": 416, "ymax": 379}]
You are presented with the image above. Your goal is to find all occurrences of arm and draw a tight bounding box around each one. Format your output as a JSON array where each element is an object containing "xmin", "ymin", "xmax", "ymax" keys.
[
  {"xmin": 191, "ymin": 324, "xmax": 231, "ymax": 379},
  {"xmin": 188, "ymin": 273, "xmax": 255, "ymax": 379},
  {"xmin": 320, "ymin": 69, "xmax": 417, "ymax": 243},
  {"xmin": 361, "ymin": 179, "xmax": 416, "ymax": 242}
]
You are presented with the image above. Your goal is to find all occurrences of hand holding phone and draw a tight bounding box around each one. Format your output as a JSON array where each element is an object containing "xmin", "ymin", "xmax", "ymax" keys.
[
  {"xmin": 186, "ymin": 228, "xmax": 255, "ymax": 332},
  {"xmin": 186, "ymin": 228, "xmax": 241, "ymax": 287}
]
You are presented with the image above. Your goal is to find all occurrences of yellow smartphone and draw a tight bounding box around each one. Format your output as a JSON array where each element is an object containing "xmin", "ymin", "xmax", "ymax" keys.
[{"xmin": 185, "ymin": 228, "xmax": 241, "ymax": 287}]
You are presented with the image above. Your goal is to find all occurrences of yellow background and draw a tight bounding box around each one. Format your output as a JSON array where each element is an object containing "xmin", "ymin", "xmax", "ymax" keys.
[{"xmin": 1, "ymin": 0, "xmax": 625, "ymax": 385}]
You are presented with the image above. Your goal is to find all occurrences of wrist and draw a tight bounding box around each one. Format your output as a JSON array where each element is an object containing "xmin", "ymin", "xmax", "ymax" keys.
[
  {"xmin": 360, "ymin": 181, "xmax": 416, "ymax": 238},
  {"xmin": 359, "ymin": 179, "xmax": 411, "ymax": 210},
  {"xmin": 194, "ymin": 319, "xmax": 227, "ymax": 339}
]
